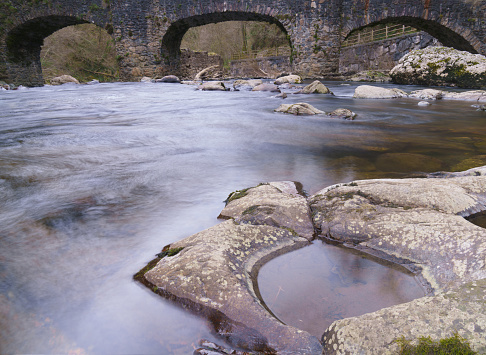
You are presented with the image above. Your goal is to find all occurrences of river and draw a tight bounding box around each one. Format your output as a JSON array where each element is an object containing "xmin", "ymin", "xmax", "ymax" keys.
[{"xmin": 1, "ymin": 81, "xmax": 485, "ymax": 354}]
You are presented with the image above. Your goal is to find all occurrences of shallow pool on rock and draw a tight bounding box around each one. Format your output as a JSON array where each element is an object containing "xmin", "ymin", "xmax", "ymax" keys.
[{"xmin": 257, "ymin": 241, "xmax": 426, "ymax": 338}]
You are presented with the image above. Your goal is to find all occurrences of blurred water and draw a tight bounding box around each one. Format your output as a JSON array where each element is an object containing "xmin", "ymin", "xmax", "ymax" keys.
[{"xmin": 1, "ymin": 81, "xmax": 485, "ymax": 353}]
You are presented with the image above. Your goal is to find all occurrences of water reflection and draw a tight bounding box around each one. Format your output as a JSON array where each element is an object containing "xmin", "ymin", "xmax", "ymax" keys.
[{"xmin": 258, "ymin": 242, "xmax": 425, "ymax": 338}]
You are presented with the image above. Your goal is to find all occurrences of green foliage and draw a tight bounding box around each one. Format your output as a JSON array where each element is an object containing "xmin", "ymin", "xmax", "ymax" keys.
[
  {"xmin": 41, "ymin": 23, "xmax": 119, "ymax": 83},
  {"xmin": 396, "ymin": 333, "xmax": 477, "ymax": 355}
]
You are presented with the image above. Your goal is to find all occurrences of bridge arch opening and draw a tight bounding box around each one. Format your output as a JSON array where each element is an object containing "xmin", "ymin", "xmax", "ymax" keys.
[
  {"xmin": 41, "ymin": 23, "xmax": 118, "ymax": 83},
  {"xmin": 6, "ymin": 15, "xmax": 115, "ymax": 85},
  {"xmin": 343, "ymin": 17, "xmax": 477, "ymax": 54},
  {"xmin": 6, "ymin": 16, "xmax": 89, "ymax": 64},
  {"xmin": 161, "ymin": 12, "xmax": 291, "ymax": 72}
]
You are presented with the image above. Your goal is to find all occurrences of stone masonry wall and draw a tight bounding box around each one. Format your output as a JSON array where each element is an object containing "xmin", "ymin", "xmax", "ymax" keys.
[
  {"xmin": 230, "ymin": 56, "xmax": 291, "ymax": 79},
  {"xmin": 339, "ymin": 32, "xmax": 441, "ymax": 74},
  {"xmin": 179, "ymin": 49, "xmax": 223, "ymax": 80}
]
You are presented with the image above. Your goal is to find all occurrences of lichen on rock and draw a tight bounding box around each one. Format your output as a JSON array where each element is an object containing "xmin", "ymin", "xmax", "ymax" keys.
[{"xmin": 390, "ymin": 46, "xmax": 486, "ymax": 89}]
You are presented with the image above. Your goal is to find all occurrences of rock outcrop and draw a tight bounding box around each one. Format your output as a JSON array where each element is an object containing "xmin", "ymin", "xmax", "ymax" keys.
[
  {"xmin": 353, "ymin": 85, "xmax": 407, "ymax": 99},
  {"xmin": 322, "ymin": 278, "xmax": 486, "ymax": 354},
  {"xmin": 137, "ymin": 166, "xmax": 486, "ymax": 354},
  {"xmin": 140, "ymin": 182, "xmax": 322, "ymax": 354},
  {"xmin": 274, "ymin": 102, "xmax": 324, "ymax": 115},
  {"xmin": 390, "ymin": 46, "xmax": 486, "ymax": 89}
]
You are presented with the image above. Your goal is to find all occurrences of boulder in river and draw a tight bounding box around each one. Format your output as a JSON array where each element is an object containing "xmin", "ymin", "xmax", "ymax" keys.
[
  {"xmin": 198, "ymin": 81, "xmax": 227, "ymax": 91},
  {"xmin": 274, "ymin": 102, "xmax": 324, "ymax": 115},
  {"xmin": 328, "ymin": 108, "xmax": 356, "ymax": 120},
  {"xmin": 353, "ymin": 85, "xmax": 407, "ymax": 99},
  {"xmin": 50, "ymin": 75, "xmax": 80, "ymax": 85},
  {"xmin": 251, "ymin": 83, "xmax": 280, "ymax": 92},
  {"xmin": 274, "ymin": 74, "xmax": 302, "ymax": 85},
  {"xmin": 156, "ymin": 75, "xmax": 181, "ymax": 83},
  {"xmin": 233, "ymin": 79, "xmax": 263, "ymax": 91},
  {"xmin": 297, "ymin": 80, "xmax": 333, "ymax": 94},
  {"xmin": 390, "ymin": 46, "xmax": 486, "ymax": 89},
  {"xmin": 409, "ymin": 88, "xmax": 444, "ymax": 100}
]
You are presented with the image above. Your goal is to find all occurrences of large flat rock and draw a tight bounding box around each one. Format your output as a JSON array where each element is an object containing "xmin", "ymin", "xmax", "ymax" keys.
[
  {"xmin": 144, "ymin": 220, "xmax": 321, "ymax": 354},
  {"xmin": 310, "ymin": 175, "xmax": 486, "ymax": 292},
  {"xmin": 322, "ymin": 278, "xmax": 486, "ymax": 354}
]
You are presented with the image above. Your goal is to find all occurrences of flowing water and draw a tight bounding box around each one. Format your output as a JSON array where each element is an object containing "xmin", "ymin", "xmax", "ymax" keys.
[{"xmin": 1, "ymin": 81, "xmax": 485, "ymax": 354}]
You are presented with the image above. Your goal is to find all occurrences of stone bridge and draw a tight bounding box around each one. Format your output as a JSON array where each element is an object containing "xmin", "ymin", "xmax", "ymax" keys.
[{"xmin": 1, "ymin": 0, "xmax": 485, "ymax": 86}]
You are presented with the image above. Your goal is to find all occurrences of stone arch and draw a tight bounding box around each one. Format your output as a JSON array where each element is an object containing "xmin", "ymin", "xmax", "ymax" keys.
[
  {"xmin": 5, "ymin": 15, "xmax": 111, "ymax": 86},
  {"xmin": 160, "ymin": 11, "xmax": 291, "ymax": 72},
  {"xmin": 342, "ymin": 16, "xmax": 479, "ymax": 54}
]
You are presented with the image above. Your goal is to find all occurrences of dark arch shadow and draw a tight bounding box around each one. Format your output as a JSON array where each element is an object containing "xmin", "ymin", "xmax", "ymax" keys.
[
  {"xmin": 344, "ymin": 16, "xmax": 477, "ymax": 54},
  {"xmin": 6, "ymin": 15, "xmax": 92, "ymax": 63},
  {"xmin": 161, "ymin": 11, "xmax": 290, "ymax": 70}
]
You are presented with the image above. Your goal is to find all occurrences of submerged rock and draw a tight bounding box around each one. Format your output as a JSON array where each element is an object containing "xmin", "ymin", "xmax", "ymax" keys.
[
  {"xmin": 376, "ymin": 152, "xmax": 444, "ymax": 173},
  {"xmin": 353, "ymin": 85, "xmax": 407, "ymax": 99},
  {"xmin": 297, "ymin": 80, "xmax": 333, "ymax": 94},
  {"xmin": 274, "ymin": 102, "xmax": 324, "ymax": 115},
  {"xmin": 275, "ymin": 74, "xmax": 302, "ymax": 85},
  {"xmin": 390, "ymin": 46, "xmax": 486, "ymax": 89},
  {"xmin": 50, "ymin": 75, "xmax": 80, "ymax": 85}
]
